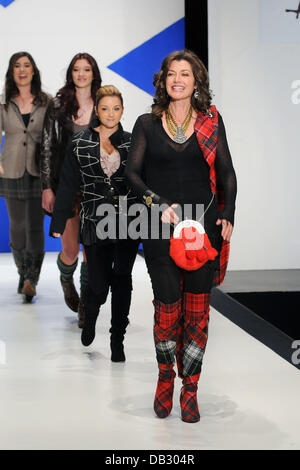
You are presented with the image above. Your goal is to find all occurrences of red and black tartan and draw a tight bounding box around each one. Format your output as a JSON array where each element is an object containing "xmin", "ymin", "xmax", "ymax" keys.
[
  {"xmin": 153, "ymin": 363, "xmax": 176, "ymax": 419},
  {"xmin": 194, "ymin": 106, "xmax": 230, "ymax": 287},
  {"xmin": 153, "ymin": 293, "xmax": 208, "ymax": 420},
  {"xmin": 180, "ymin": 374, "xmax": 201, "ymax": 423},
  {"xmin": 153, "ymin": 298, "xmax": 181, "ymax": 365},
  {"xmin": 178, "ymin": 292, "xmax": 210, "ymax": 378},
  {"xmin": 153, "ymin": 291, "xmax": 210, "ymax": 376},
  {"xmin": 153, "ymin": 300, "xmax": 180, "ymax": 418}
]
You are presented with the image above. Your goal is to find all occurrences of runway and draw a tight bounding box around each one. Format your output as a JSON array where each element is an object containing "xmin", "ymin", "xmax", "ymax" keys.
[{"xmin": 0, "ymin": 252, "xmax": 299, "ymax": 450}]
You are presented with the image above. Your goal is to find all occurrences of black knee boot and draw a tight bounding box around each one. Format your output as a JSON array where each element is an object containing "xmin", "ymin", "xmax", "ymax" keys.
[
  {"xmin": 10, "ymin": 245, "xmax": 25, "ymax": 294},
  {"xmin": 110, "ymin": 275, "xmax": 132, "ymax": 362},
  {"xmin": 81, "ymin": 290, "xmax": 103, "ymax": 347},
  {"xmin": 22, "ymin": 251, "xmax": 45, "ymax": 302},
  {"xmin": 78, "ymin": 261, "xmax": 88, "ymax": 329}
]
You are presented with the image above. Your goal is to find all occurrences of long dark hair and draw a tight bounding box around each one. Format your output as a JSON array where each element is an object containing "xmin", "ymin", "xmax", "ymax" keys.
[
  {"xmin": 4, "ymin": 51, "xmax": 48, "ymax": 110},
  {"xmin": 152, "ymin": 49, "xmax": 213, "ymax": 118},
  {"xmin": 57, "ymin": 52, "xmax": 102, "ymax": 119}
]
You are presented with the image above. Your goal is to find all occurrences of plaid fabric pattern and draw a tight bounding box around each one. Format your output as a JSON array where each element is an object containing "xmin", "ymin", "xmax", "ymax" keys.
[
  {"xmin": 180, "ymin": 374, "xmax": 200, "ymax": 423},
  {"xmin": 212, "ymin": 239, "xmax": 230, "ymax": 288},
  {"xmin": 154, "ymin": 291, "xmax": 210, "ymax": 376},
  {"xmin": 194, "ymin": 106, "xmax": 230, "ymax": 287},
  {"xmin": 182, "ymin": 292, "xmax": 210, "ymax": 377},
  {"xmin": 184, "ymin": 292, "xmax": 210, "ymax": 330},
  {"xmin": 156, "ymin": 339, "xmax": 176, "ymax": 358},
  {"xmin": 182, "ymin": 339, "xmax": 204, "ymax": 377},
  {"xmin": 176, "ymin": 274, "xmax": 185, "ymax": 378},
  {"xmin": 153, "ymin": 299, "xmax": 181, "ymax": 364},
  {"xmin": 0, "ymin": 171, "xmax": 42, "ymax": 199},
  {"xmin": 153, "ymin": 363, "xmax": 176, "ymax": 418},
  {"xmin": 176, "ymin": 316, "xmax": 184, "ymax": 377}
]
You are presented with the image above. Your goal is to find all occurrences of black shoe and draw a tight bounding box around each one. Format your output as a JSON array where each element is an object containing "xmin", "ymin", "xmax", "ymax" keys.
[
  {"xmin": 81, "ymin": 315, "xmax": 98, "ymax": 346},
  {"xmin": 110, "ymin": 336, "xmax": 126, "ymax": 362},
  {"xmin": 78, "ymin": 297, "xmax": 85, "ymax": 329},
  {"xmin": 60, "ymin": 276, "xmax": 79, "ymax": 312},
  {"xmin": 78, "ymin": 289, "xmax": 88, "ymax": 329}
]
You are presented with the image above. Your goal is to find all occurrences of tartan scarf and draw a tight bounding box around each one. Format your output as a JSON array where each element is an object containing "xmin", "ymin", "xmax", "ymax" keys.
[{"xmin": 194, "ymin": 105, "xmax": 230, "ymax": 286}]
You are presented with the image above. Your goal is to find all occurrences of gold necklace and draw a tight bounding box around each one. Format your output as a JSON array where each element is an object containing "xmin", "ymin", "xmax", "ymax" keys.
[{"xmin": 165, "ymin": 107, "xmax": 192, "ymax": 144}]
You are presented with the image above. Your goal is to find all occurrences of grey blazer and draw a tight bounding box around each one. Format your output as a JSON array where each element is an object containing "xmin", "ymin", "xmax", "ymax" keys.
[{"xmin": 0, "ymin": 97, "xmax": 50, "ymax": 179}]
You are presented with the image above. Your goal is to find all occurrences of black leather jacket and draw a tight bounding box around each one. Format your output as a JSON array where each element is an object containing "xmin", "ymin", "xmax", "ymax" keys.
[
  {"xmin": 40, "ymin": 97, "xmax": 96, "ymax": 192},
  {"xmin": 49, "ymin": 124, "xmax": 137, "ymax": 245}
]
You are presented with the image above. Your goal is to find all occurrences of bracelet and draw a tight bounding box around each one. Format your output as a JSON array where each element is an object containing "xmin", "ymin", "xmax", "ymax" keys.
[{"xmin": 143, "ymin": 190, "xmax": 159, "ymax": 207}]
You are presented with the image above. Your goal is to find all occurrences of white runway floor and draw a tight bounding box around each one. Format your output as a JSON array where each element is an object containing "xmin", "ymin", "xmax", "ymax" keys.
[{"xmin": 0, "ymin": 252, "xmax": 299, "ymax": 450}]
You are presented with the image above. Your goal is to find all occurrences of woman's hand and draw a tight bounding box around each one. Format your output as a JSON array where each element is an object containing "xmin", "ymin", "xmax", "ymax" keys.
[
  {"xmin": 216, "ymin": 218, "xmax": 233, "ymax": 242},
  {"xmin": 42, "ymin": 188, "xmax": 56, "ymax": 213},
  {"xmin": 161, "ymin": 204, "xmax": 179, "ymax": 225},
  {"xmin": 0, "ymin": 163, "xmax": 4, "ymax": 175},
  {"xmin": 52, "ymin": 233, "xmax": 61, "ymax": 238}
]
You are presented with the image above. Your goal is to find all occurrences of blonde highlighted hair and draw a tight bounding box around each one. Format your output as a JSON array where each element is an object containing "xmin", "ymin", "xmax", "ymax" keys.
[{"xmin": 95, "ymin": 85, "xmax": 123, "ymax": 107}]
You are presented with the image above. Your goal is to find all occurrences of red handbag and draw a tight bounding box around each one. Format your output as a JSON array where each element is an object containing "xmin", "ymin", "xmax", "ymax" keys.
[{"xmin": 169, "ymin": 221, "xmax": 218, "ymax": 271}]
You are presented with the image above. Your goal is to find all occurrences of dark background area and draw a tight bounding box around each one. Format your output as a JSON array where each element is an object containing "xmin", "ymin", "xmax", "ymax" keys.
[
  {"xmin": 229, "ymin": 292, "xmax": 300, "ymax": 339},
  {"xmin": 185, "ymin": 0, "xmax": 208, "ymax": 68}
]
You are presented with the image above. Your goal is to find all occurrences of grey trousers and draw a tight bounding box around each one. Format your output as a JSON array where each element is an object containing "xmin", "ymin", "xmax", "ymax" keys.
[{"xmin": 5, "ymin": 197, "xmax": 44, "ymax": 253}]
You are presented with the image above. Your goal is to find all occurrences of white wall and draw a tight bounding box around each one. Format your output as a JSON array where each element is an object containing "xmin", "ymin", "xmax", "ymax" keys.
[
  {"xmin": 209, "ymin": 0, "xmax": 300, "ymax": 270},
  {"xmin": 0, "ymin": 0, "xmax": 184, "ymax": 131}
]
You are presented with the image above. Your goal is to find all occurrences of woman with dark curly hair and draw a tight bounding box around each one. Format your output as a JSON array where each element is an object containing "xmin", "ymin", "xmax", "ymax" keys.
[
  {"xmin": 40, "ymin": 52, "xmax": 101, "ymax": 327},
  {"xmin": 126, "ymin": 49, "xmax": 237, "ymax": 423},
  {"xmin": 0, "ymin": 52, "xmax": 50, "ymax": 302}
]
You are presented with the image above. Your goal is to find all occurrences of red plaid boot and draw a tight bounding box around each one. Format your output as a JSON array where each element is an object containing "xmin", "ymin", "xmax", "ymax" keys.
[
  {"xmin": 179, "ymin": 292, "xmax": 211, "ymax": 423},
  {"xmin": 180, "ymin": 373, "xmax": 201, "ymax": 423},
  {"xmin": 153, "ymin": 299, "xmax": 181, "ymax": 418},
  {"xmin": 176, "ymin": 274, "xmax": 185, "ymax": 379},
  {"xmin": 154, "ymin": 363, "xmax": 176, "ymax": 418}
]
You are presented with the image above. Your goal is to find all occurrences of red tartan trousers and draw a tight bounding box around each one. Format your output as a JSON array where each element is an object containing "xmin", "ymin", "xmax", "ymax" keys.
[
  {"xmin": 153, "ymin": 273, "xmax": 212, "ymax": 378},
  {"xmin": 144, "ymin": 238, "xmax": 217, "ymax": 378}
]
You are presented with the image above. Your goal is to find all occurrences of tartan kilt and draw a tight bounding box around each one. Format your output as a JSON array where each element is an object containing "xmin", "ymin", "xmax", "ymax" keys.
[
  {"xmin": 212, "ymin": 239, "xmax": 230, "ymax": 287},
  {"xmin": 194, "ymin": 108, "xmax": 231, "ymax": 288},
  {"xmin": 0, "ymin": 171, "xmax": 42, "ymax": 200}
]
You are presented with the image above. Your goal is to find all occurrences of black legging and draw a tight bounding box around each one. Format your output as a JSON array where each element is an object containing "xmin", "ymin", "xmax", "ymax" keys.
[
  {"xmin": 84, "ymin": 239, "xmax": 139, "ymax": 329},
  {"xmin": 143, "ymin": 238, "xmax": 219, "ymax": 303},
  {"xmin": 5, "ymin": 197, "xmax": 44, "ymax": 253}
]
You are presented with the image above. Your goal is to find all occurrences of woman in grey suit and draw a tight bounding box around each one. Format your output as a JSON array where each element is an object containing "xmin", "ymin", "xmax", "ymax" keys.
[{"xmin": 0, "ymin": 52, "xmax": 50, "ymax": 302}]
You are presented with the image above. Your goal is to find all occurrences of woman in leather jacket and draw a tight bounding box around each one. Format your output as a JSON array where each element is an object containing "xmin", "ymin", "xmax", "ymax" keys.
[
  {"xmin": 40, "ymin": 53, "xmax": 101, "ymax": 327},
  {"xmin": 0, "ymin": 52, "xmax": 50, "ymax": 302},
  {"xmin": 50, "ymin": 85, "xmax": 139, "ymax": 362}
]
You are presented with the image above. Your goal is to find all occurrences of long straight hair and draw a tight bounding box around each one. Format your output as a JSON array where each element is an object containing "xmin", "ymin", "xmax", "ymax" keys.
[
  {"xmin": 4, "ymin": 51, "xmax": 48, "ymax": 110},
  {"xmin": 57, "ymin": 52, "xmax": 102, "ymax": 119}
]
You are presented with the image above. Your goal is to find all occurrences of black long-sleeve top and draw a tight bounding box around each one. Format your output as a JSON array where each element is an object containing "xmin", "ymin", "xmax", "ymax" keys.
[{"xmin": 125, "ymin": 113, "xmax": 237, "ymax": 231}]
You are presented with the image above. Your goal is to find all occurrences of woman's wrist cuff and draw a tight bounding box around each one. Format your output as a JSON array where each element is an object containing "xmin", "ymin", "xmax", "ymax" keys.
[{"xmin": 143, "ymin": 190, "xmax": 160, "ymax": 207}]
